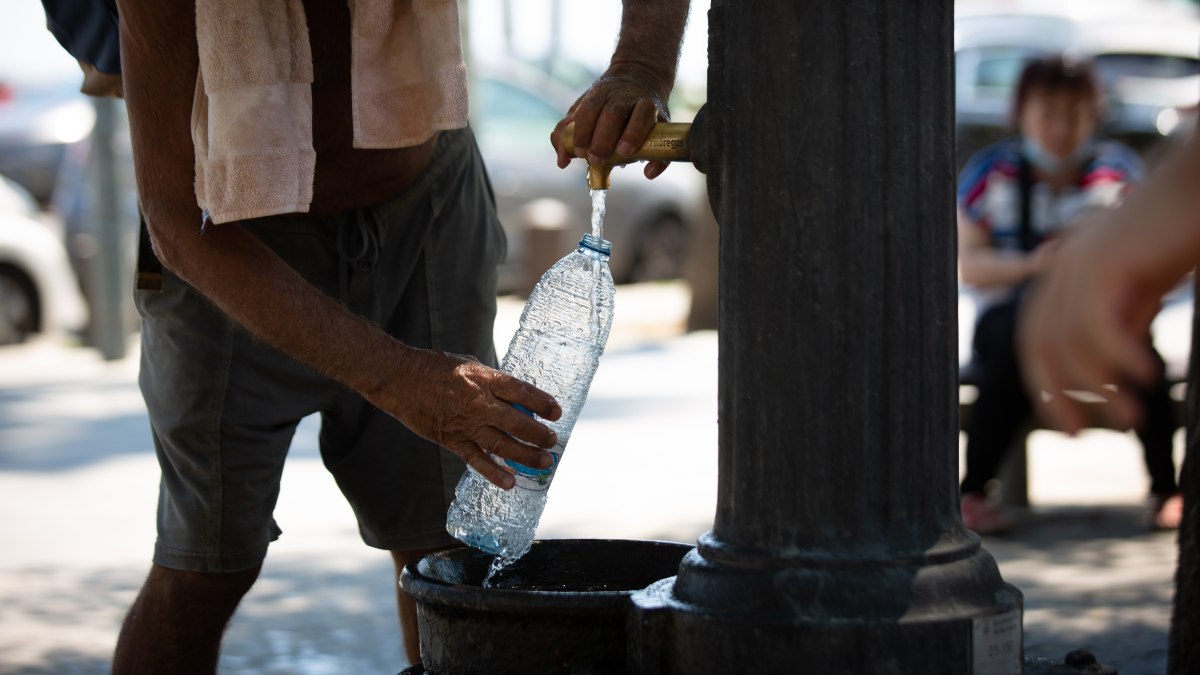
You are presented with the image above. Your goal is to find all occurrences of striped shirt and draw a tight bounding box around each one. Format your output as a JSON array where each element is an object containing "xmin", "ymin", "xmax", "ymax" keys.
[{"xmin": 957, "ymin": 137, "xmax": 1143, "ymax": 310}]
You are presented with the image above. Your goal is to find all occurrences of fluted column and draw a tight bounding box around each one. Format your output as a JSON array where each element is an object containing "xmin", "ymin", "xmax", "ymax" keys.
[{"xmin": 631, "ymin": 2, "xmax": 1024, "ymax": 672}]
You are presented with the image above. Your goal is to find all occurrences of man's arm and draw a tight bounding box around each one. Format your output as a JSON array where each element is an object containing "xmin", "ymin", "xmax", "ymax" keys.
[
  {"xmin": 1018, "ymin": 136, "xmax": 1200, "ymax": 433},
  {"xmin": 550, "ymin": 0, "xmax": 690, "ymax": 179},
  {"xmin": 116, "ymin": 0, "xmax": 558, "ymax": 490}
]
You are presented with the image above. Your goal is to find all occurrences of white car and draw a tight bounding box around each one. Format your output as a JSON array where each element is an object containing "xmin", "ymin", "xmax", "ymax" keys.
[{"xmin": 0, "ymin": 176, "xmax": 87, "ymax": 344}]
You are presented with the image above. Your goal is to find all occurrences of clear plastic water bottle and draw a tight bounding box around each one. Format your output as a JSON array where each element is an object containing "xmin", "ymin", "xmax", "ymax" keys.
[{"xmin": 445, "ymin": 233, "xmax": 615, "ymax": 562}]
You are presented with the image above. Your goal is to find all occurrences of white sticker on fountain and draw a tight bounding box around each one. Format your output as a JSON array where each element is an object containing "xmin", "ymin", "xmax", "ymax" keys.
[{"xmin": 972, "ymin": 608, "xmax": 1021, "ymax": 674}]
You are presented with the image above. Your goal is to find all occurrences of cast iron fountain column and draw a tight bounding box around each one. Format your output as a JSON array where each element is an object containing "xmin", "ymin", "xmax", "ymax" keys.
[{"xmin": 631, "ymin": 2, "xmax": 1024, "ymax": 672}]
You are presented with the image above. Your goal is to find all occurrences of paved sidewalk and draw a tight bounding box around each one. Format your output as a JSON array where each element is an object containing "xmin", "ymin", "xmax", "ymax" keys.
[{"xmin": 0, "ymin": 281, "xmax": 1183, "ymax": 674}]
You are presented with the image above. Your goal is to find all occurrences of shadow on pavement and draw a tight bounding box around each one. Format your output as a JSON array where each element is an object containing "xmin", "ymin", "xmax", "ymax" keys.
[
  {"xmin": 986, "ymin": 505, "xmax": 1176, "ymax": 675},
  {"xmin": 0, "ymin": 412, "xmax": 150, "ymax": 474},
  {"xmin": 1, "ymin": 556, "xmax": 410, "ymax": 675},
  {"xmin": 0, "ymin": 383, "xmax": 328, "ymax": 473}
]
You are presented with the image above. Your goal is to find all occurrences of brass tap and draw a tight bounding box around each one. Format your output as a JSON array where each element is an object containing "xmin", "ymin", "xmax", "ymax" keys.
[{"xmin": 563, "ymin": 121, "xmax": 694, "ymax": 190}]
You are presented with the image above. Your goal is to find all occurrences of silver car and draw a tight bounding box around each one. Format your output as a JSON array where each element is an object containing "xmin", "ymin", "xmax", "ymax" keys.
[{"xmin": 472, "ymin": 62, "xmax": 706, "ymax": 294}]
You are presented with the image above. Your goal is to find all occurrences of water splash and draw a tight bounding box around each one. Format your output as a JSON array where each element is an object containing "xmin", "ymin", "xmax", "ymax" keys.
[
  {"xmin": 589, "ymin": 188, "xmax": 607, "ymax": 241},
  {"xmin": 482, "ymin": 555, "xmax": 516, "ymax": 588}
]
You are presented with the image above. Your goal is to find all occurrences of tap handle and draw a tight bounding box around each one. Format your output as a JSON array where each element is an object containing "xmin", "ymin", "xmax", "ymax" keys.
[{"xmin": 563, "ymin": 121, "xmax": 693, "ymax": 164}]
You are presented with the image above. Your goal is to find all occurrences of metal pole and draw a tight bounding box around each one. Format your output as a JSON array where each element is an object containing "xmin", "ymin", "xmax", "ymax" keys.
[
  {"xmin": 88, "ymin": 97, "xmax": 128, "ymax": 361},
  {"xmin": 501, "ymin": 0, "xmax": 514, "ymax": 58},
  {"xmin": 632, "ymin": 2, "xmax": 1023, "ymax": 672},
  {"xmin": 545, "ymin": 0, "xmax": 561, "ymax": 73}
]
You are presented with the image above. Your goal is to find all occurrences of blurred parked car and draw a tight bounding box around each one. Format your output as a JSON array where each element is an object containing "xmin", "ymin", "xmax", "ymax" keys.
[
  {"xmin": 0, "ymin": 80, "xmax": 94, "ymax": 205},
  {"xmin": 954, "ymin": 2, "xmax": 1200, "ymax": 166},
  {"xmin": 472, "ymin": 61, "xmax": 706, "ymax": 294},
  {"xmin": 0, "ymin": 175, "xmax": 87, "ymax": 344}
]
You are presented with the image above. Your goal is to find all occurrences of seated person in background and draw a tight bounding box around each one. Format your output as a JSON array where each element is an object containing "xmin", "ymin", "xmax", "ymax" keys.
[{"xmin": 957, "ymin": 55, "xmax": 1181, "ymax": 534}]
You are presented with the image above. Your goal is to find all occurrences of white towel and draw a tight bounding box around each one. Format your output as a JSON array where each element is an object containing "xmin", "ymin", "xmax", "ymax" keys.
[{"xmin": 193, "ymin": 0, "xmax": 469, "ymax": 224}]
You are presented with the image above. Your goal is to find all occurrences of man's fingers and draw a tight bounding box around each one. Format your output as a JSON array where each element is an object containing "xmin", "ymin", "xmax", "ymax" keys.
[
  {"xmin": 493, "ymin": 376, "xmax": 562, "ymax": 422},
  {"xmin": 588, "ymin": 105, "xmax": 636, "ymax": 165},
  {"xmin": 1100, "ymin": 387, "xmax": 1144, "ymax": 431},
  {"xmin": 1093, "ymin": 320, "xmax": 1160, "ymax": 388},
  {"xmin": 1020, "ymin": 307, "xmax": 1146, "ymax": 433},
  {"xmin": 1047, "ymin": 330, "xmax": 1135, "ymax": 432},
  {"xmin": 644, "ymin": 161, "xmax": 669, "ymax": 179},
  {"xmin": 571, "ymin": 99, "xmax": 603, "ymax": 159},
  {"xmin": 479, "ymin": 427, "xmax": 554, "ymax": 469},
  {"xmin": 1019, "ymin": 315, "xmax": 1088, "ymax": 434},
  {"xmin": 1033, "ymin": 381, "xmax": 1089, "ymax": 436},
  {"xmin": 1028, "ymin": 356, "xmax": 1087, "ymax": 435},
  {"xmin": 452, "ymin": 441, "xmax": 515, "ymax": 490},
  {"xmin": 616, "ymin": 98, "xmax": 660, "ymax": 158},
  {"xmin": 493, "ymin": 401, "xmax": 558, "ymax": 449},
  {"xmin": 550, "ymin": 115, "xmax": 574, "ymax": 169}
]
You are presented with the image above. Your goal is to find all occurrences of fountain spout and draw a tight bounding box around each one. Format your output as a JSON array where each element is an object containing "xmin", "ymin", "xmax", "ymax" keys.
[{"xmin": 563, "ymin": 105, "xmax": 713, "ymax": 190}]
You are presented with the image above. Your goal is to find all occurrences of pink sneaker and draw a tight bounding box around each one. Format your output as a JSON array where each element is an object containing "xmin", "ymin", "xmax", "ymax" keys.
[
  {"xmin": 1147, "ymin": 492, "xmax": 1183, "ymax": 531},
  {"xmin": 961, "ymin": 492, "xmax": 1014, "ymax": 535}
]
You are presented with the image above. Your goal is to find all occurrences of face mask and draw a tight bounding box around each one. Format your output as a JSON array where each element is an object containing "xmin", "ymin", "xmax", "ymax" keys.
[{"xmin": 1022, "ymin": 137, "xmax": 1091, "ymax": 176}]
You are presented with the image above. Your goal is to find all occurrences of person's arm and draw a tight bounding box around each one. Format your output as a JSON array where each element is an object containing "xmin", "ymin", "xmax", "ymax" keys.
[
  {"xmin": 1018, "ymin": 136, "xmax": 1200, "ymax": 433},
  {"xmin": 550, "ymin": 0, "xmax": 690, "ymax": 179},
  {"xmin": 116, "ymin": 0, "xmax": 558, "ymax": 490},
  {"xmin": 957, "ymin": 209, "xmax": 1051, "ymax": 288}
]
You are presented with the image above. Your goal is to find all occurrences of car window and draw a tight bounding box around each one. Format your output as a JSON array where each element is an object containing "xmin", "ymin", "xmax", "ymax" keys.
[
  {"xmin": 959, "ymin": 47, "xmax": 1044, "ymax": 100},
  {"xmin": 477, "ymin": 79, "xmax": 560, "ymax": 122},
  {"xmin": 1093, "ymin": 53, "xmax": 1200, "ymax": 80}
]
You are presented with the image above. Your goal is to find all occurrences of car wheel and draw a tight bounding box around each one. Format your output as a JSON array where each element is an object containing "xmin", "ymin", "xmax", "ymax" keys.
[
  {"xmin": 627, "ymin": 214, "xmax": 689, "ymax": 283},
  {"xmin": 0, "ymin": 266, "xmax": 38, "ymax": 345}
]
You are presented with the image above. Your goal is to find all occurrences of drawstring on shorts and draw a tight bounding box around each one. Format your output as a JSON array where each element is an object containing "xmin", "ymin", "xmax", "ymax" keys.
[{"xmin": 336, "ymin": 207, "xmax": 383, "ymax": 305}]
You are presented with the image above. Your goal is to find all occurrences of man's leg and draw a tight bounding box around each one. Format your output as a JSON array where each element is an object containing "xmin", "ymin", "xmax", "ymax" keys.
[
  {"xmin": 112, "ymin": 563, "xmax": 261, "ymax": 675},
  {"xmin": 389, "ymin": 546, "xmax": 462, "ymax": 665},
  {"xmin": 128, "ymin": 215, "xmax": 342, "ymax": 672}
]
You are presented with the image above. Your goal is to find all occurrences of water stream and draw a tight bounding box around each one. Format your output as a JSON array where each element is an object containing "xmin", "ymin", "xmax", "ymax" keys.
[
  {"xmin": 588, "ymin": 189, "xmax": 607, "ymax": 338},
  {"xmin": 590, "ymin": 188, "xmax": 606, "ymax": 240}
]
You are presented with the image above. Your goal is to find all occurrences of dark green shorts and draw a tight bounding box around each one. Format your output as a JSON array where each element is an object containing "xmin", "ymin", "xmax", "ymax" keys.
[{"xmin": 136, "ymin": 128, "xmax": 504, "ymax": 573}]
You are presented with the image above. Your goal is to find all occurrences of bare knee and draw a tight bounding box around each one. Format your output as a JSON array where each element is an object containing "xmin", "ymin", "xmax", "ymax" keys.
[
  {"xmin": 391, "ymin": 544, "xmax": 463, "ymax": 574},
  {"xmin": 148, "ymin": 562, "xmax": 259, "ymax": 596},
  {"xmin": 391, "ymin": 545, "xmax": 461, "ymax": 666},
  {"xmin": 114, "ymin": 563, "xmax": 263, "ymax": 675},
  {"xmin": 129, "ymin": 563, "xmax": 261, "ymax": 632}
]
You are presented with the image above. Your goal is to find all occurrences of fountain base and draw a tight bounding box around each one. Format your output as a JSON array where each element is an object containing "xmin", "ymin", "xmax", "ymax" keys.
[{"xmin": 400, "ymin": 539, "xmax": 691, "ymax": 675}]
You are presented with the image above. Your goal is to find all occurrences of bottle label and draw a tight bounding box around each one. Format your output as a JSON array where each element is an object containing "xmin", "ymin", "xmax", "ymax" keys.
[{"xmin": 504, "ymin": 443, "xmax": 563, "ymax": 492}]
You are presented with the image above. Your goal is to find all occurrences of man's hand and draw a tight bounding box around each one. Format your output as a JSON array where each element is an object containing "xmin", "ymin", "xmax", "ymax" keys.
[
  {"xmin": 549, "ymin": 0, "xmax": 689, "ymax": 181},
  {"xmin": 1026, "ymin": 238, "xmax": 1059, "ymax": 277},
  {"xmin": 377, "ymin": 348, "xmax": 563, "ymax": 490},
  {"xmin": 1018, "ymin": 220, "xmax": 1165, "ymax": 434},
  {"xmin": 1017, "ymin": 141, "xmax": 1200, "ymax": 434},
  {"xmin": 551, "ymin": 65, "xmax": 672, "ymax": 180}
]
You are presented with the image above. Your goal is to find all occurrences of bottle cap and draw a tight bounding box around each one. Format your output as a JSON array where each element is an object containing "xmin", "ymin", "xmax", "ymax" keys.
[{"xmin": 579, "ymin": 234, "xmax": 612, "ymax": 256}]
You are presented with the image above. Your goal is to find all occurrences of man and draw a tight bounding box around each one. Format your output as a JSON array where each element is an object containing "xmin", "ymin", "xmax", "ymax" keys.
[
  {"xmin": 1018, "ymin": 115, "xmax": 1200, "ymax": 670},
  {"xmin": 105, "ymin": 1, "xmax": 690, "ymax": 672},
  {"xmin": 957, "ymin": 56, "xmax": 1180, "ymax": 534}
]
